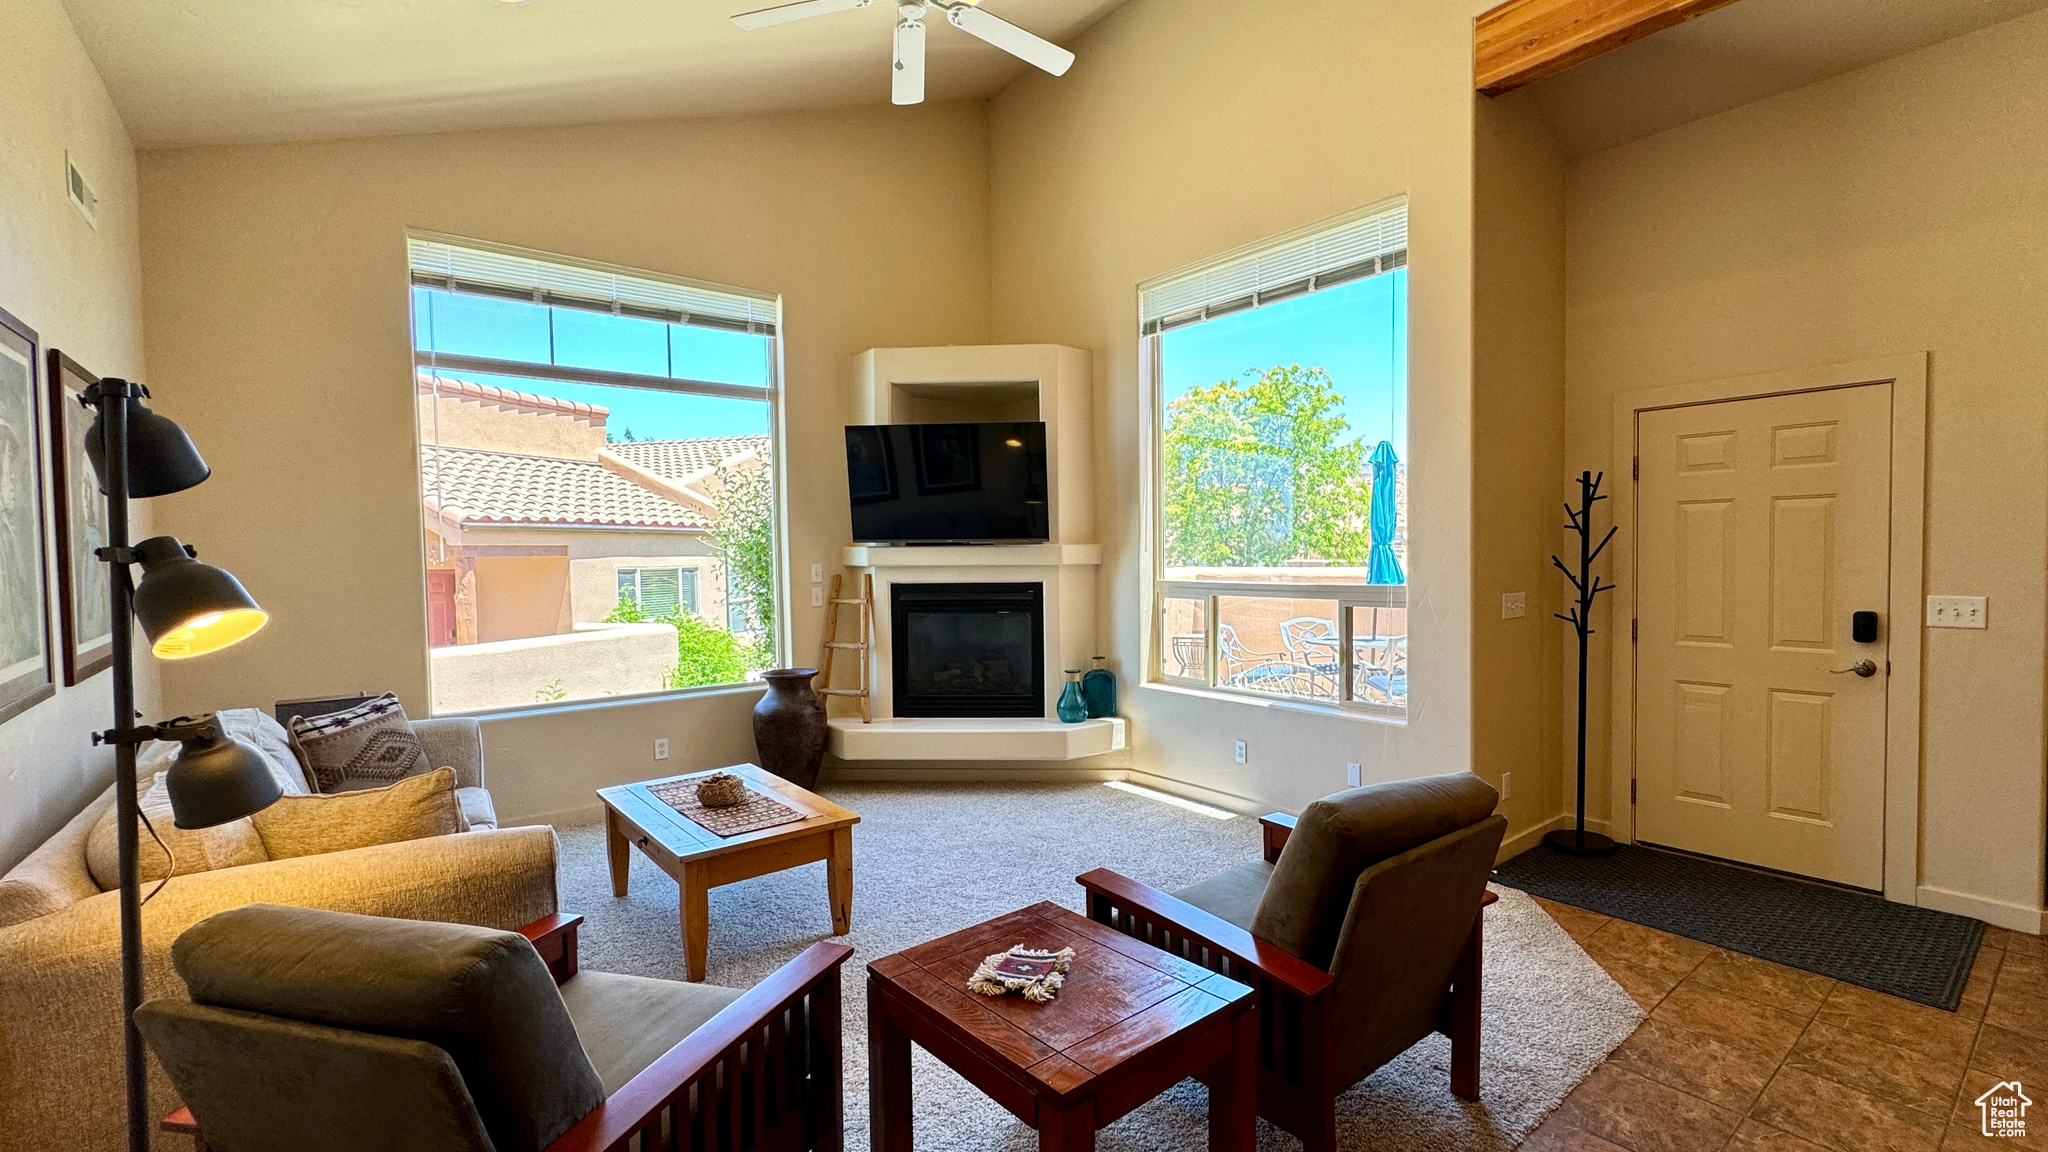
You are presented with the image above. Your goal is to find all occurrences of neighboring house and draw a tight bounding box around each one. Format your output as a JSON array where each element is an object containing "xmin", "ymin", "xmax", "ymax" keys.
[{"xmin": 417, "ymin": 373, "xmax": 768, "ymax": 647}]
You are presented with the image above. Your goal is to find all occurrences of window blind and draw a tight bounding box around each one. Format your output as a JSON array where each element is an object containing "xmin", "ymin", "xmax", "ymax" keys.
[
  {"xmin": 409, "ymin": 234, "xmax": 779, "ymax": 336},
  {"xmin": 1138, "ymin": 200, "xmax": 1407, "ymax": 335}
]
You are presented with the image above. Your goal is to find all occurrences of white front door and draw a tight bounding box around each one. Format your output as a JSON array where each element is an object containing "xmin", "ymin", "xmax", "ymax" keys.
[{"xmin": 1633, "ymin": 384, "xmax": 1892, "ymax": 889}]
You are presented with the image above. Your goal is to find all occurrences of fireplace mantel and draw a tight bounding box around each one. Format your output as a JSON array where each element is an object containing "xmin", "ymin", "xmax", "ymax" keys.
[{"xmin": 844, "ymin": 543, "xmax": 1101, "ymax": 569}]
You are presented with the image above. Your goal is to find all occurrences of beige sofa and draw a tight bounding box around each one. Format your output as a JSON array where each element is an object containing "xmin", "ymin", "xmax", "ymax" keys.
[{"xmin": 0, "ymin": 710, "xmax": 561, "ymax": 1152}]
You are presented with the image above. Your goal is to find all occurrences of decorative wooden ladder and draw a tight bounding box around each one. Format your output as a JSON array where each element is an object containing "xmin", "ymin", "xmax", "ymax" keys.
[{"xmin": 817, "ymin": 573, "xmax": 875, "ymax": 723}]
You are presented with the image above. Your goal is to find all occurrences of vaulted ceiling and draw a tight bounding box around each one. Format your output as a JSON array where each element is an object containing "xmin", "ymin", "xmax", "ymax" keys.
[
  {"xmin": 59, "ymin": 0, "xmax": 1127, "ymax": 148},
  {"xmin": 1520, "ymin": 0, "xmax": 2048, "ymax": 157}
]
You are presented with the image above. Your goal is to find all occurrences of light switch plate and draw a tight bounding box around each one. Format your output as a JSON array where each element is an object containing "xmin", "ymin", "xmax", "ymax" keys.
[
  {"xmin": 811, "ymin": 587, "xmax": 825, "ymax": 607},
  {"xmin": 1346, "ymin": 762, "xmax": 1361, "ymax": 788},
  {"xmin": 810, "ymin": 563, "xmax": 824, "ymax": 583},
  {"xmin": 1502, "ymin": 592, "xmax": 1526, "ymax": 619},
  {"xmin": 1926, "ymin": 596, "xmax": 1987, "ymax": 629}
]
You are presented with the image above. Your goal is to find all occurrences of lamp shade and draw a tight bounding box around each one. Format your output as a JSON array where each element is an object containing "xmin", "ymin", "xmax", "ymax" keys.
[
  {"xmin": 154, "ymin": 714, "xmax": 282, "ymax": 829},
  {"xmin": 132, "ymin": 536, "xmax": 268, "ymax": 659},
  {"xmin": 83, "ymin": 380, "xmax": 211, "ymax": 498}
]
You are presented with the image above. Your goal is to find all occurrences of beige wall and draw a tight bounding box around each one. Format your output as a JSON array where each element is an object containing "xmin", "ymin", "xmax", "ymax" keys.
[
  {"xmin": 418, "ymin": 388, "xmax": 608, "ymax": 459},
  {"xmin": 138, "ymin": 101, "xmax": 993, "ymax": 820},
  {"xmin": 1563, "ymin": 10, "xmax": 2048, "ymax": 923},
  {"xmin": 1473, "ymin": 91, "xmax": 1569, "ymax": 847},
  {"xmin": 985, "ymin": 0, "xmax": 1486, "ymax": 817},
  {"xmin": 474, "ymin": 554, "xmax": 569, "ymax": 642},
  {"xmin": 0, "ymin": 0, "xmax": 153, "ymax": 872}
]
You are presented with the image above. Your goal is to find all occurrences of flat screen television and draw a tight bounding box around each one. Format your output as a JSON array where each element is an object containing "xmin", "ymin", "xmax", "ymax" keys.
[{"xmin": 845, "ymin": 421, "xmax": 1049, "ymax": 544}]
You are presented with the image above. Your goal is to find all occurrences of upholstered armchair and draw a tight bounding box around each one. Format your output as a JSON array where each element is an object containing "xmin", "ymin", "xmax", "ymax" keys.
[
  {"xmin": 1078, "ymin": 773, "xmax": 1505, "ymax": 1152},
  {"xmin": 136, "ymin": 904, "xmax": 850, "ymax": 1152}
]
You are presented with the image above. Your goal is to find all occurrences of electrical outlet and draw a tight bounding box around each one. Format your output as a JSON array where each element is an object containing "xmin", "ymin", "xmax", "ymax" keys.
[
  {"xmin": 653, "ymin": 738, "xmax": 670, "ymax": 761},
  {"xmin": 810, "ymin": 563, "xmax": 824, "ymax": 583},
  {"xmin": 1501, "ymin": 772, "xmax": 1513, "ymax": 801},
  {"xmin": 1502, "ymin": 592, "xmax": 1526, "ymax": 620},
  {"xmin": 811, "ymin": 586, "xmax": 825, "ymax": 607},
  {"xmin": 1233, "ymin": 740, "xmax": 1248, "ymax": 765},
  {"xmin": 1926, "ymin": 596, "xmax": 1987, "ymax": 629},
  {"xmin": 1346, "ymin": 762, "xmax": 1361, "ymax": 788}
]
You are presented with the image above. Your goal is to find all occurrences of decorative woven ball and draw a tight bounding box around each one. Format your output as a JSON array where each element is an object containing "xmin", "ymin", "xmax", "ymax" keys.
[{"xmin": 695, "ymin": 773, "xmax": 747, "ymax": 809}]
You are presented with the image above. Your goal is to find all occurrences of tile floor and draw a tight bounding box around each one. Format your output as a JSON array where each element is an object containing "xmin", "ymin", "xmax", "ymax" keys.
[{"xmin": 1523, "ymin": 896, "xmax": 2047, "ymax": 1152}]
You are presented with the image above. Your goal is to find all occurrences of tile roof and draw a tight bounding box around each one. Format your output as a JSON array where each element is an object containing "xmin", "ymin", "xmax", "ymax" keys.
[
  {"xmin": 609, "ymin": 436, "xmax": 769, "ymax": 481},
  {"xmin": 417, "ymin": 373, "xmax": 609, "ymax": 423},
  {"xmin": 421, "ymin": 445, "xmax": 712, "ymax": 530}
]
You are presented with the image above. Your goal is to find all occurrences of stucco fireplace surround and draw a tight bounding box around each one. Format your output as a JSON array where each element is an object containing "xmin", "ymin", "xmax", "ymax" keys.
[{"xmin": 826, "ymin": 345, "xmax": 1126, "ymax": 762}]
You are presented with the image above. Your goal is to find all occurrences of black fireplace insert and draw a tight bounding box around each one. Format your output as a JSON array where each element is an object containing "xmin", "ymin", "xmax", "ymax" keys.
[{"xmin": 890, "ymin": 582, "xmax": 1044, "ymax": 718}]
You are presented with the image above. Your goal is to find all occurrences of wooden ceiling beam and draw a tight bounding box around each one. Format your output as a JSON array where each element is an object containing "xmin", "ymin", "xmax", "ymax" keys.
[{"xmin": 1475, "ymin": 0, "xmax": 1744, "ymax": 96}]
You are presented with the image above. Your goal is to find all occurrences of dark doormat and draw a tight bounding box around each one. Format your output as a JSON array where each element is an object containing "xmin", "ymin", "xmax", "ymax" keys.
[{"xmin": 1493, "ymin": 842, "xmax": 1984, "ymax": 1010}]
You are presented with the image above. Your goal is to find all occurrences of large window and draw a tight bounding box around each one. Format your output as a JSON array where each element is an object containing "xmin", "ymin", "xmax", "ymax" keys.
[
  {"xmin": 409, "ymin": 235, "xmax": 781, "ymax": 714},
  {"xmin": 1145, "ymin": 201, "xmax": 1408, "ymax": 717}
]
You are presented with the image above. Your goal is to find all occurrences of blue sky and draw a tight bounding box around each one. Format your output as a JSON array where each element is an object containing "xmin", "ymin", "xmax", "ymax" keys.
[
  {"xmin": 414, "ymin": 268, "xmax": 1407, "ymax": 449},
  {"xmin": 1159, "ymin": 268, "xmax": 1407, "ymax": 456},
  {"xmin": 411, "ymin": 286, "xmax": 773, "ymax": 441}
]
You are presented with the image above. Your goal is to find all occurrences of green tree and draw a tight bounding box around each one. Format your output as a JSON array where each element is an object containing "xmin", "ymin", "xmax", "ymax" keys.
[
  {"xmin": 710, "ymin": 461, "xmax": 776, "ymax": 651},
  {"xmin": 1162, "ymin": 365, "xmax": 1372, "ymax": 568}
]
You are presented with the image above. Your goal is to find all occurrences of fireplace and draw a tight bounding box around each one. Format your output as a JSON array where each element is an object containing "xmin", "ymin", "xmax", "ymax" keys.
[{"xmin": 890, "ymin": 583, "xmax": 1045, "ymax": 718}]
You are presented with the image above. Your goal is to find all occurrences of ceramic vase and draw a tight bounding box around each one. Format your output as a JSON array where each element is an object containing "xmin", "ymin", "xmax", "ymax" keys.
[{"xmin": 753, "ymin": 668, "xmax": 827, "ymax": 789}]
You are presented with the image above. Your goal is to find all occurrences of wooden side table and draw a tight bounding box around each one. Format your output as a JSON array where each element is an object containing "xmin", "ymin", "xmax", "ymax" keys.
[
  {"xmin": 599, "ymin": 763, "xmax": 859, "ymax": 982},
  {"xmin": 868, "ymin": 901, "xmax": 1257, "ymax": 1152}
]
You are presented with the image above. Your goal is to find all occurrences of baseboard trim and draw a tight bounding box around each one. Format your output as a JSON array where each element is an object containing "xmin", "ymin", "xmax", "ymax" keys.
[
  {"xmin": 1497, "ymin": 813, "xmax": 1613, "ymax": 865},
  {"xmin": 1115, "ymin": 771, "xmax": 1266, "ymax": 817},
  {"xmin": 504, "ymin": 801, "xmax": 604, "ymax": 829},
  {"xmin": 1916, "ymin": 885, "xmax": 2048, "ymax": 935},
  {"xmin": 820, "ymin": 764, "xmax": 1125, "ymax": 785}
]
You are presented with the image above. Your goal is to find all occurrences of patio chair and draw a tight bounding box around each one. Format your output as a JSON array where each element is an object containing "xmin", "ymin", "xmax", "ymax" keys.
[
  {"xmin": 1169, "ymin": 632, "xmax": 1208, "ymax": 680},
  {"xmin": 139, "ymin": 904, "xmax": 850, "ymax": 1152},
  {"xmin": 1219, "ymin": 624, "xmax": 1318, "ymax": 695},
  {"xmin": 1079, "ymin": 773, "xmax": 1505, "ymax": 1152}
]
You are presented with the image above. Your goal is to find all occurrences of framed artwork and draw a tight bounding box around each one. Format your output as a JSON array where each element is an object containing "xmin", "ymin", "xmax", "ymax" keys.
[
  {"xmin": 46, "ymin": 350, "xmax": 114, "ymax": 684},
  {"xmin": 845, "ymin": 425, "xmax": 897, "ymax": 504},
  {"xmin": 0, "ymin": 307, "xmax": 54, "ymax": 725},
  {"xmin": 913, "ymin": 423, "xmax": 981, "ymax": 495}
]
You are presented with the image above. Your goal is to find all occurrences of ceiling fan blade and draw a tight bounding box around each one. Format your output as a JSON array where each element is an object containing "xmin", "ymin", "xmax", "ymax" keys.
[
  {"xmin": 731, "ymin": 0, "xmax": 871, "ymax": 32},
  {"xmin": 893, "ymin": 18, "xmax": 927, "ymax": 106},
  {"xmin": 944, "ymin": 4, "xmax": 1074, "ymax": 76}
]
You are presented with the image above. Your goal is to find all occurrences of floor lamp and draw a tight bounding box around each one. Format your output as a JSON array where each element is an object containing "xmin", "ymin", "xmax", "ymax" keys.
[{"xmin": 81, "ymin": 379, "xmax": 279, "ymax": 1152}]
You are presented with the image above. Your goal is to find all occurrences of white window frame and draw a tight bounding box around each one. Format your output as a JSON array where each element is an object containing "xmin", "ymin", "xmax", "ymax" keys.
[
  {"xmin": 1140, "ymin": 201, "xmax": 1409, "ymax": 721},
  {"xmin": 617, "ymin": 566, "xmax": 699, "ymax": 617},
  {"xmin": 409, "ymin": 232, "xmax": 788, "ymax": 716}
]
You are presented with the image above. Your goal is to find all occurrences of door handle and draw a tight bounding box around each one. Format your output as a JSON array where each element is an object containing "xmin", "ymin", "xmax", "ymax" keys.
[{"xmin": 1830, "ymin": 660, "xmax": 1878, "ymax": 678}]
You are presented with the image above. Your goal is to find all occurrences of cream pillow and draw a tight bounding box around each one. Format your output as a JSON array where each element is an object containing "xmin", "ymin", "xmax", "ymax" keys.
[
  {"xmin": 85, "ymin": 773, "xmax": 271, "ymax": 890},
  {"xmin": 251, "ymin": 767, "xmax": 464, "ymax": 860}
]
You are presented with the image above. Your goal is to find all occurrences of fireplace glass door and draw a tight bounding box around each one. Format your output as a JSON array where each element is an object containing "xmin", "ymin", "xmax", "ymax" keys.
[{"xmin": 891, "ymin": 583, "xmax": 1045, "ymax": 718}]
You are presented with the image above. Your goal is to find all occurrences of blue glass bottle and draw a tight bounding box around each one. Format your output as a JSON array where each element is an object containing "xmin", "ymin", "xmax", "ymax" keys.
[
  {"xmin": 1081, "ymin": 655, "xmax": 1117, "ymax": 718},
  {"xmin": 1056, "ymin": 669, "xmax": 1087, "ymax": 723}
]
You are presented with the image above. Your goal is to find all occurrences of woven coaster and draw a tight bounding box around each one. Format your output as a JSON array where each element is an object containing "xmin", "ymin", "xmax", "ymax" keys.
[{"xmin": 647, "ymin": 776, "xmax": 806, "ymax": 838}]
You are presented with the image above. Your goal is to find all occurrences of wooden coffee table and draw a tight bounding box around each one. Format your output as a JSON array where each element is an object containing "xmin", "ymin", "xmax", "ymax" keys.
[
  {"xmin": 599, "ymin": 763, "xmax": 858, "ymax": 981},
  {"xmin": 868, "ymin": 901, "xmax": 1257, "ymax": 1152}
]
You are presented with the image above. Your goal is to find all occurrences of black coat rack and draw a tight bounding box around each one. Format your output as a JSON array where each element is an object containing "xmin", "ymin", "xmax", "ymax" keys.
[{"xmin": 1549, "ymin": 470, "xmax": 1619, "ymax": 856}]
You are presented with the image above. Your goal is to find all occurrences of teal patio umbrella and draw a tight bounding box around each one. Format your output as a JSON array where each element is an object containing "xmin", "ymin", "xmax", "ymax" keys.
[{"xmin": 1367, "ymin": 440, "xmax": 1404, "ymax": 584}]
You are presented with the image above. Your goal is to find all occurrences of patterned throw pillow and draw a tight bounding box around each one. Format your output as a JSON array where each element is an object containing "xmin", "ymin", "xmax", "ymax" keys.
[{"xmin": 289, "ymin": 693, "xmax": 429, "ymax": 794}]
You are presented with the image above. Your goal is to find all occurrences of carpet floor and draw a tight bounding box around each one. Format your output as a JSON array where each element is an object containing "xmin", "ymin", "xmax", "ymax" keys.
[
  {"xmin": 555, "ymin": 782, "xmax": 1642, "ymax": 1151},
  {"xmin": 1491, "ymin": 843, "xmax": 1984, "ymax": 1010}
]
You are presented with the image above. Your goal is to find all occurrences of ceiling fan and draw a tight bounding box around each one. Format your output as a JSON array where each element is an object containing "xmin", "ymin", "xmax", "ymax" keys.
[{"xmin": 731, "ymin": 0, "xmax": 1076, "ymax": 106}]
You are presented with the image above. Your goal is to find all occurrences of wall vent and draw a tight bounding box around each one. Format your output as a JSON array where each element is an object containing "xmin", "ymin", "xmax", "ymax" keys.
[{"xmin": 66, "ymin": 153, "xmax": 98, "ymax": 230}]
